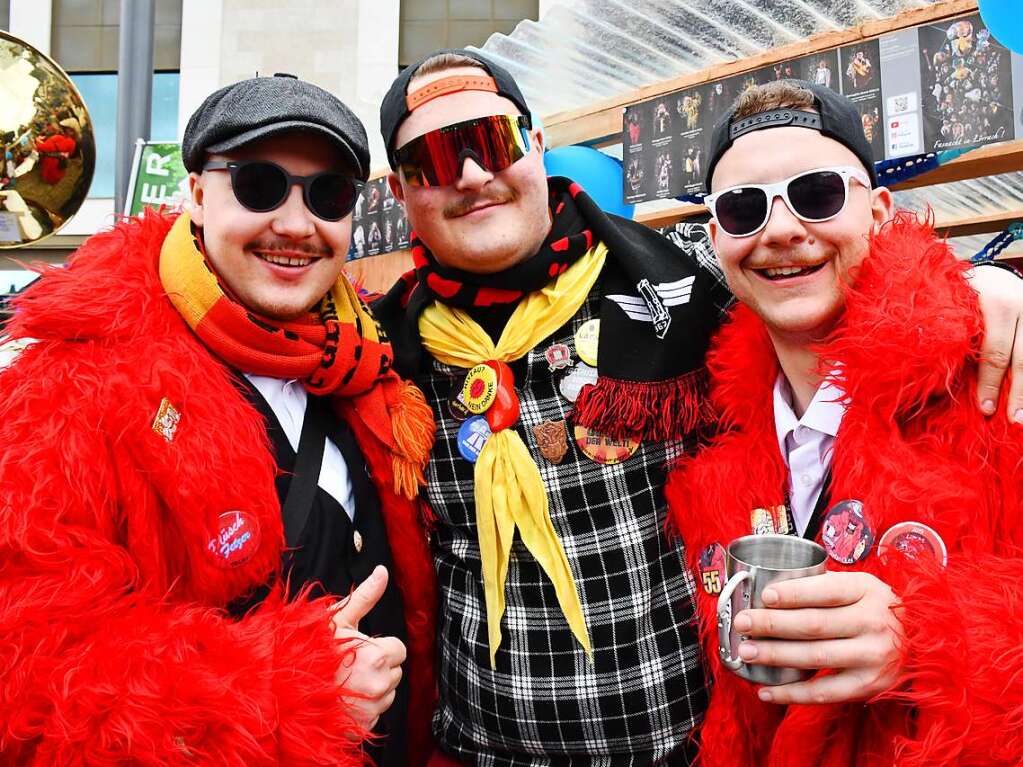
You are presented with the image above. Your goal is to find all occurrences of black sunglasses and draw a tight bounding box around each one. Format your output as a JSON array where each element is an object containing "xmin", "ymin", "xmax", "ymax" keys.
[
  {"xmin": 704, "ymin": 166, "xmax": 871, "ymax": 238},
  {"xmin": 202, "ymin": 160, "xmax": 364, "ymax": 221}
]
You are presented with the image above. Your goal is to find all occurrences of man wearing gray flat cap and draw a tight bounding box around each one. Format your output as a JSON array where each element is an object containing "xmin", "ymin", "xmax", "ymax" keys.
[{"xmin": 0, "ymin": 73, "xmax": 437, "ymax": 765}]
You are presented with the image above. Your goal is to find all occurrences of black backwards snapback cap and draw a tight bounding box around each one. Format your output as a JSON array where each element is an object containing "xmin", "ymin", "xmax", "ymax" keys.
[
  {"xmin": 380, "ymin": 48, "xmax": 532, "ymax": 169},
  {"xmin": 704, "ymin": 79, "xmax": 879, "ymax": 191}
]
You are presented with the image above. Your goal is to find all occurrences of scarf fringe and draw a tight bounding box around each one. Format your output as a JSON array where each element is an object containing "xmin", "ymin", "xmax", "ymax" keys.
[
  {"xmin": 572, "ymin": 368, "xmax": 714, "ymax": 442},
  {"xmin": 388, "ymin": 380, "xmax": 436, "ymax": 500}
]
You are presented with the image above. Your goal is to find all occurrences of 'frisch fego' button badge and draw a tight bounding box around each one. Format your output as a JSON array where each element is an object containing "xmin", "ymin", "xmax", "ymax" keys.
[{"xmin": 207, "ymin": 510, "xmax": 261, "ymax": 568}]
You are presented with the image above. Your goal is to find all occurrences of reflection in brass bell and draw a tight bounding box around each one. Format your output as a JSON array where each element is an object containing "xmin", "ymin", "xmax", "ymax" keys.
[{"xmin": 0, "ymin": 31, "xmax": 95, "ymax": 248}]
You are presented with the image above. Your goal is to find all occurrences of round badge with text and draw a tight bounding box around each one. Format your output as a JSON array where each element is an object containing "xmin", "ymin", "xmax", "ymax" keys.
[
  {"xmin": 557, "ymin": 362, "xmax": 599, "ymax": 404},
  {"xmin": 879, "ymin": 521, "xmax": 948, "ymax": 567},
  {"xmin": 207, "ymin": 510, "xmax": 262, "ymax": 568},
  {"xmin": 458, "ymin": 416, "xmax": 493, "ymax": 463},
  {"xmin": 572, "ymin": 423, "xmax": 639, "ymax": 465},
  {"xmin": 461, "ymin": 363, "xmax": 498, "ymax": 414},
  {"xmin": 574, "ymin": 319, "xmax": 600, "ymax": 367}
]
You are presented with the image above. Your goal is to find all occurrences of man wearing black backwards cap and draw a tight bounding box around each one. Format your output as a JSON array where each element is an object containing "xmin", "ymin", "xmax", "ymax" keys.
[
  {"xmin": 372, "ymin": 50, "xmax": 1023, "ymax": 766},
  {"xmin": 666, "ymin": 80, "xmax": 1023, "ymax": 766},
  {"xmin": 0, "ymin": 74, "xmax": 437, "ymax": 765}
]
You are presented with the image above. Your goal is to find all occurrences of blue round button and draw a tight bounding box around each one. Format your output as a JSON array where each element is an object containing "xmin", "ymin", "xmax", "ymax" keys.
[{"xmin": 458, "ymin": 416, "xmax": 492, "ymax": 463}]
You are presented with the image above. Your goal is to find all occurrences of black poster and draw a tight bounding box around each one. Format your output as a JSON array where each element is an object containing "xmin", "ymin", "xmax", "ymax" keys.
[
  {"xmin": 623, "ymin": 100, "xmax": 653, "ymax": 205},
  {"xmin": 840, "ymin": 39, "xmax": 885, "ymax": 160},
  {"xmin": 349, "ymin": 177, "xmax": 411, "ymax": 260},
  {"xmin": 918, "ymin": 13, "xmax": 1015, "ymax": 153}
]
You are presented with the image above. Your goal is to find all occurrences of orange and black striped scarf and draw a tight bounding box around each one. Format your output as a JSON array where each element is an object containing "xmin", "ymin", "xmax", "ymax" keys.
[{"xmin": 159, "ymin": 213, "xmax": 434, "ymax": 498}]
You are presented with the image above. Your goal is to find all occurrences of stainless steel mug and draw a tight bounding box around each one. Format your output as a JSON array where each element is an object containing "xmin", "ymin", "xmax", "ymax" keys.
[{"xmin": 716, "ymin": 533, "xmax": 827, "ymax": 685}]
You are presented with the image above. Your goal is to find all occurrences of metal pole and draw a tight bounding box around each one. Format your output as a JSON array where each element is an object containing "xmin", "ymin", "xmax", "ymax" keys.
[{"xmin": 114, "ymin": 0, "xmax": 155, "ymax": 215}]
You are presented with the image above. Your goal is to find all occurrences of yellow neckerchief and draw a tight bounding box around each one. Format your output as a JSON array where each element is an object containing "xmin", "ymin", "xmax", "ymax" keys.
[{"xmin": 419, "ymin": 243, "xmax": 607, "ymax": 666}]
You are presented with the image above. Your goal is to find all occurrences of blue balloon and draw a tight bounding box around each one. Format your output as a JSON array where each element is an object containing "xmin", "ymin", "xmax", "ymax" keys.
[
  {"xmin": 980, "ymin": 0, "xmax": 1023, "ymax": 55},
  {"xmin": 543, "ymin": 145, "xmax": 635, "ymax": 219}
]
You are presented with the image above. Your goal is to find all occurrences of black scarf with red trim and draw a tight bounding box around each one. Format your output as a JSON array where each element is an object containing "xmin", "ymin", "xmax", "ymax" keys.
[{"xmin": 376, "ymin": 176, "xmax": 723, "ymax": 441}]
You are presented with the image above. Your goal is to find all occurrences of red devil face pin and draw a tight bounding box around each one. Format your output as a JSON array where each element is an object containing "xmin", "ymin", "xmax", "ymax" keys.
[{"xmin": 821, "ymin": 500, "xmax": 874, "ymax": 565}]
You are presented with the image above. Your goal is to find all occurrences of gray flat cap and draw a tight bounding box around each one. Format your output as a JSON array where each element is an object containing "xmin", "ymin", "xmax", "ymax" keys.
[{"xmin": 182, "ymin": 73, "xmax": 370, "ymax": 180}]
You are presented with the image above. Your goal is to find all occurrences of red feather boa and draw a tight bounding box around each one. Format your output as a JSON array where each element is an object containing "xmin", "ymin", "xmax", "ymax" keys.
[
  {"xmin": 666, "ymin": 214, "xmax": 1023, "ymax": 766},
  {"xmin": 1, "ymin": 212, "xmax": 436, "ymax": 764}
]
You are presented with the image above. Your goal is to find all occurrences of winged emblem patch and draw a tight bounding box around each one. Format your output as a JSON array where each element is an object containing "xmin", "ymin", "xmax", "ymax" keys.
[{"xmin": 607, "ymin": 275, "xmax": 695, "ymax": 339}]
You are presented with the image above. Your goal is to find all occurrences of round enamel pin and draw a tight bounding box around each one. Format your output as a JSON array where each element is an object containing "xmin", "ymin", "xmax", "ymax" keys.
[
  {"xmin": 574, "ymin": 319, "xmax": 600, "ymax": 367},
  {"xmin": 879, "ymin": 521, "xmax": 948, "ymax": 567},
  {"xmin": 699, "ymin": 542, "xmax": 727, "ymax": 595},
  {"xmin": 572, "ymin": 424, "xmax": 639, "ymax": 465},
  {"xmin": 207, "ymin": 510, "xmax": 261, "ymax": 568},
  {"xmin": 461, "ymin": 363, "xmax": 498, "ymax": 414},
  {"xmin": 458, "ymin": 416, "xmax": 492, "ymax": 463},
  {"xmin": 557, "ymin": 362, "xmax": 599, "ymax": 403},
  {"xmin": 821, "ymin": 499, "xmax": 875, "ymax": 565}
]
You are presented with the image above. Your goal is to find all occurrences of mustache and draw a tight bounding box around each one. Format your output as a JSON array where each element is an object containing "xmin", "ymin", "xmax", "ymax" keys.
[
  {"xmin": 246, "ymin": 240, "xmax": 333, "ymax": 257},
  {"xmin": 443, "ymin": 189, "xmax": 517, "ymax": 218}
]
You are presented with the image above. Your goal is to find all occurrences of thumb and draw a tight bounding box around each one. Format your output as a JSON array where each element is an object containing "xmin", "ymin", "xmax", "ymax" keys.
[{"xmin": 333, "ymin": 565, "xmax": 389, "ymax": 630}]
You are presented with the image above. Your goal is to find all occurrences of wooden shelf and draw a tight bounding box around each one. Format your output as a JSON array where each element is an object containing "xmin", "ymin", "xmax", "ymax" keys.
[{"xmin": 936, "ymin": 209, "xmax": 1023, "ymax": 239}]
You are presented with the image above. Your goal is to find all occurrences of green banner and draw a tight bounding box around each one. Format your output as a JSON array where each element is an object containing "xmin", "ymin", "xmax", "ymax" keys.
[{"xmin": 126, "ymin": 141, "xmax": 188, "ymax": 216}]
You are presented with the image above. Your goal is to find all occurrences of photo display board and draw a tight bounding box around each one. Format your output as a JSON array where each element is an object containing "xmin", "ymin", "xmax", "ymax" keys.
[
  {"xmin": 623, "ymin": 12, "xmax": 1022, "ymax": 202},
  {"xmin": 349, "ymin": 176, "xmax": 410, "ymax": 260}
]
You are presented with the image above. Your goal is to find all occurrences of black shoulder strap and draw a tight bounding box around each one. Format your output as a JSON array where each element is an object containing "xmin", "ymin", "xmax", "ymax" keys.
[
  {"xmin": 802, "ymin": 467, "xmax": 833, "ymax": 543},
  {"xmin": 281, "ymin": 394, "xmax": 329, "ymax": 548}
]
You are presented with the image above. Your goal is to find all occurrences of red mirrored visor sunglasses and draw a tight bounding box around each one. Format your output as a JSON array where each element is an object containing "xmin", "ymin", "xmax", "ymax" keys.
[{"xmin": 394, "ymin": 114, "xmax": 532, "ymax": 187}]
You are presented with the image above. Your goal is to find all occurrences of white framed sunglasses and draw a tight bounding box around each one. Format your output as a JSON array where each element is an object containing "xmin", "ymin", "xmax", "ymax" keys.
[{"xmin": 704, "ymin": 165, "xmax": 872, "ymax": 238}]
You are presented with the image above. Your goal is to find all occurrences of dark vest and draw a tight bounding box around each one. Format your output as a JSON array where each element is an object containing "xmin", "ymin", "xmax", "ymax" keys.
[{"xmin": 233, "ymin": 381, "xmax": 409, "ymax": 766}]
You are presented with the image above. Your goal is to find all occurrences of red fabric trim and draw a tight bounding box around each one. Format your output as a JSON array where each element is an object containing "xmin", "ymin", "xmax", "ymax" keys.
[
  {"xmin": 571, "ymin": 368, "xmax": 714, "ymax": 441},
  {"xmin": 474, "ymin": 286, "xmax": 523, "ymax": 307}
]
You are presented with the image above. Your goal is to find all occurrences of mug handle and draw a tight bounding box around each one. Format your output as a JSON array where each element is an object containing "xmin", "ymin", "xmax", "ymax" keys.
[{"xmin": 717, "ymin": 569, "xmax": 752, "ymax": 671}]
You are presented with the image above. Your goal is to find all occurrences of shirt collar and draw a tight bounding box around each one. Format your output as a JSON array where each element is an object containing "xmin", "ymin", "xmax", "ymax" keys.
[{"xmin": 773, "ymin": 373, "xmax": 846, "ymax": 458}]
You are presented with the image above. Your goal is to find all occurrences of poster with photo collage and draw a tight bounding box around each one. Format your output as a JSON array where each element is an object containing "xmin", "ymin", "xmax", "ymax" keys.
[
  {"xmin": 621, "ymin": 13, "xmax": 1020, "ymax": 205},
  {"xmin": 917, "ymin": 13, "xmax": 1015, "ymax": 153},
  {"xmin": 622, "ymin": 51, "xmax": 840, "ymax": 203},
  {"xmin": 349, "ymin": 177, "xmax": 410, "ymax": 260}
]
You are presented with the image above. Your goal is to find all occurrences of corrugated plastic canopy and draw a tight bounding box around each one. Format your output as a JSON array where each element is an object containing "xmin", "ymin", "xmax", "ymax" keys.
[
  {"xmin": 472, "ymin": 0, "xmax": 1022, "ymax": 261},
  {"xmin": 472, "ymin": 0, "xmax": 941, "ymax": 117}
]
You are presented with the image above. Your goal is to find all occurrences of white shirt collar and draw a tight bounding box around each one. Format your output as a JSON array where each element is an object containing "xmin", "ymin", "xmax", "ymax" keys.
[{"xmin": 773, "ymin": 373, "xmax": 845, "ymax": 460}]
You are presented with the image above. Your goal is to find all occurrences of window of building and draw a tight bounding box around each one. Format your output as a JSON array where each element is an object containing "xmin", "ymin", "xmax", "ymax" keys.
[
  {"xmin": 399, "ymin": 0, "xmax": 538, "ymax": 68},
  {"xmin": 70, "ymin": 71, "xmax": 179, "ymax": 198},
  {"xmin": 52, "ymin": 0, "xmax": 182, "ymax": 198}
]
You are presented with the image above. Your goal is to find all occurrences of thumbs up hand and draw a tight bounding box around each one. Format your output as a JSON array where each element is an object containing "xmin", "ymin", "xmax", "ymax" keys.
[{"xmin": 331, "ymin": 566, "xmax": 407, "ymax": 733}]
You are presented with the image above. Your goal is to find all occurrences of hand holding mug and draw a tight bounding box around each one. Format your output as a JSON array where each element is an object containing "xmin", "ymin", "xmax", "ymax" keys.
[{"xmin": 733, "ymin": 570, "xmax": 904, "ymax": 705}]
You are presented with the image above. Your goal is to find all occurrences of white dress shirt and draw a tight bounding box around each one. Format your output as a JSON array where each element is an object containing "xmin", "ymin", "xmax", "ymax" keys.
[
  {"xmin": 244, "ymin": 374, "xmax": 355, "ymax": 520},
  {"xmin": 773, "ymin": 373, "xmax": 846, "ymax": 536}
]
